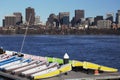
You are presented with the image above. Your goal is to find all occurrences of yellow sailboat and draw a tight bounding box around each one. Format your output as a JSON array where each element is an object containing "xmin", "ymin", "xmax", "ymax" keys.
[
  {"xmin": 83, "ymin": 61, "xmax": 101, "ymax": 70},
  {"xmin": 71, "ymin": 60, "xmax": 83, "ymax": 67},
  {"xmin": 72, "ymin": 61, "xmax": 118, "ymax": 72},
  {"xmin": 33, "ymin": 64, "xmax": 72, "ymax": 80},
  {"xmin": 99, "ymin": 65, "xmax": 118, "ymax": 72}
]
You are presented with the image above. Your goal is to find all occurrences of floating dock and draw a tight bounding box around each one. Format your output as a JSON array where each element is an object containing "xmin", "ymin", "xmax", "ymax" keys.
[
  {"xmin": 0, "ymin": 50, "xmax": 120, "ymax": 80},
  {"xmin": 0, "ymin": 70, "xmax": 120, "ymax": 80}
]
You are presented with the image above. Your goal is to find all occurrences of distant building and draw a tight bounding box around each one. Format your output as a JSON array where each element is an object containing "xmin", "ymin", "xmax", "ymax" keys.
[
  {"xmin": 48, "ymin": 14, "xmax": 58, "ymax": 23},
  {"xmin": 106, "ymin": 13, "xmax": 114, "ymax": 22},
  {"xmin": 94, "ymin": 16, "xmax": 103, "ymax": 25},
  {"xmin": 13, "ymin": 12, "xmax": 23, "ymax": 25},
  {"xmin": 116, "ymin": 10, "xmax": 120, "ymax": 24},
  {"xmin": 4, "ymin": 15, "xmax": 16, "ymax": 27},
  {"xmin": 112, "ymin": 23, "xmax": 117, "ymax": 30},
  {"xmin": 26, "ymin": 7, "xmax": 35, "ymax": 25},
  {"xmin": 97, "ymin": 20, "xmax": 112, "ymax": 29},
  {"xmin": 80, "ymin": 18, "xmax": 86, "ymax": 24},
  {"xmin": 75, "ymin": 10, "xmax": 85, "ymax": 24},
  {"xmin": 71, "ymin": 17, "xmax": 75, "ymax": 27},
  {"xmin": 86, "ymin": 17, "xmax": 94, "ymax": 26},
  {"xmin": 2, "ymin": 19, "xmax": 5, "ymax": 27},
  {"xmin": 35, "ymin": 16, "xmax": 41, "ymax": 25},
  {"xmin": 59, "ymin": 12, "xmax": 69, "ymax": 26},
  {"xmin": 47, "ymin": 13, "xmax": 59, "ymax": 28}
]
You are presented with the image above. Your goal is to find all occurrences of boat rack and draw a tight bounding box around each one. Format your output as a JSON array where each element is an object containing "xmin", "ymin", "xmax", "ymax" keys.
[{"xmin": 0, "ymin": 51, "xmax": 120, "ymax": 80}]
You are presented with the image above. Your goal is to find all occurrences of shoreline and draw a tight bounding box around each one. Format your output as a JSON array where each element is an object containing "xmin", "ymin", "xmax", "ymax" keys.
[
  {"xmin": 0, "ymin": 34, "xmax": 120, "ymax": 36},
  {"xmin": 0, "ymin": 29, "xmax": 120, "ymax": 35}
]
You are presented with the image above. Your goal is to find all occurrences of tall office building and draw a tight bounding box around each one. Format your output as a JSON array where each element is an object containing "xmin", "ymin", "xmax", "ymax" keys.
[
  {"xmin": 75, "ymin": 10, "xmax": 85, "ymax": 24},
  {"xmin": 5, "ymin": 15, "xmax": 16, "ymax": 27},
  {"xmin": 13, "ymin": 12, "xmax": 22, "ymax": 25},
  {"xmin": 116, "ymin": 10, "xmax": 120, "ymax": 24},
  {"xmin": 106, "ymin": 13, "xmax": 114, "ymax": 22},
  {"xmin": 59, "ymin": 12, "xmax": 69, "ymax": 26},
  {"xmin": 26, "ymin": 7, "xmax": 35, "ymax": 25}
]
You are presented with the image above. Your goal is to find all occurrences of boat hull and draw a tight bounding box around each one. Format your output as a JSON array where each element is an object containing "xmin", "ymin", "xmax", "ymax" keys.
[{"xmin": 33, "ymin": 63, "xmax": 72, "ymax": 79}]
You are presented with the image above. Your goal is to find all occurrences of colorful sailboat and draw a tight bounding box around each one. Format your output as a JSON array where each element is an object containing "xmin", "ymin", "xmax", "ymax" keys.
[
  {"xmin": 3, "ymin": 59, "xmax": 32, "ymax": 71},
  {"xmin": 71, "ymin": 60, "xmax": 83, "ymax": 67},
  {"xmin": 21, "ymin": 61, "xmax": 48, "ymax": 76},
  {"xmin": 32, "ymin": 63, "xmax": 72, "ymax": 80},
  {"xmin": 0, "ymin": 60, "xmax": 23, "ymax": 69},
  {"xmin": 11, "ymin": 61, "xmax": 41, "ymax": 75},
  {"xmin": 31, "ymin": 62, "xmax": 59, "ymax": 78},
  {"xmin": 46, "ymin": 57, "xmax": 64, "ymax": 64},
  {"xmin": 99, "ymin": 65, "xmax": 118, "ymax": 72},
  {"xmin": 83, "ymin": 61, "xmax": 101, "ymax": 70},
  {"xmin": 0, "ymin": 57, "xmax": 22, "ymax": 66}
]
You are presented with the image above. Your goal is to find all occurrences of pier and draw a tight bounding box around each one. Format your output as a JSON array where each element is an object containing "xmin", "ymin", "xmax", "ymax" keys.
[{"xmin": 0, "ymin": 71, "xmax": 120, "ymax": 80}]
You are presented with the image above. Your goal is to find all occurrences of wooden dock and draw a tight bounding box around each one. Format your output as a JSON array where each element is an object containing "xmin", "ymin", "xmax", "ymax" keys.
[{"xmin": 0, "ymin": 71, "xmax": 120, "ymax": 80}]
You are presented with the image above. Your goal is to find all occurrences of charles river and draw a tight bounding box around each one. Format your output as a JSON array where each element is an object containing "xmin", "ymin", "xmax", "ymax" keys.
[{"xmin": 0, "ymin": 35, "xmax": 120, "ymax": 80}]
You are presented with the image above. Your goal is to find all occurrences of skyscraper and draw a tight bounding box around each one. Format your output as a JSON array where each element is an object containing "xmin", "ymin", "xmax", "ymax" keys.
[
  {"xmin": 106, "ymin": 13, "xmax": 114, "ymax": 22},
  {"xmin": 59, "ymin": 12, "xmax": 69, "ymax": 26},
  {"xmin": 5, "ymin": 15, "xmax": 16, "ymax": 27},
  {"xmin": 26, "ymin": 7, "xmax": 35, "ymax": 25},
  {"xmin": 75, "ymin": 10, "xmax": 85, "ymax": 24},
  {"xmin": 13, "ymin": 12, "xmax": 22, "ymax": 25},
  {"xmin": 116, "ymin": 10, "xmax": 120, "ymax": 24}
]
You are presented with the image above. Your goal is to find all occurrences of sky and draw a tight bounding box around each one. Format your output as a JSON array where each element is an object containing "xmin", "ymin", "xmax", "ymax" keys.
[{"xmin": 0, "ymin": 0, "xmax": 120, "ymax": 26}]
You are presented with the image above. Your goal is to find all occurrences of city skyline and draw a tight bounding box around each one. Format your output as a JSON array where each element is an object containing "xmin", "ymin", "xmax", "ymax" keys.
[{"xmin": 0, "ymin": 0, "xmax": 120, "ymax": 26}]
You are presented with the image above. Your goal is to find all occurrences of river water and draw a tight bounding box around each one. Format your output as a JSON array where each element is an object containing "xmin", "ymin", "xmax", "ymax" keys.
[{"xmin": 0, "ymin": 35, "xmax": 120, "ymax": 79}]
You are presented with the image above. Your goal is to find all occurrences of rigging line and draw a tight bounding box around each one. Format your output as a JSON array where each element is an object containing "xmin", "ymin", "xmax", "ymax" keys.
[{"xmin": 20, "ymin": 14, "xmax": 32, "ymax": 53}]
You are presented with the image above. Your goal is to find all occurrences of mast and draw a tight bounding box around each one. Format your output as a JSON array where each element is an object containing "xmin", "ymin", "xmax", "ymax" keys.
[{"xmin": 20, "ymin": 14, "xmax": 32, "ymax": 53}]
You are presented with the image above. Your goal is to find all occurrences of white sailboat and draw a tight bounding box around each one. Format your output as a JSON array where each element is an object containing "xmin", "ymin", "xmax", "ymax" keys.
[{"xmin": 21, "ymin": 61, "xmax": 47, "ymax": 76}]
